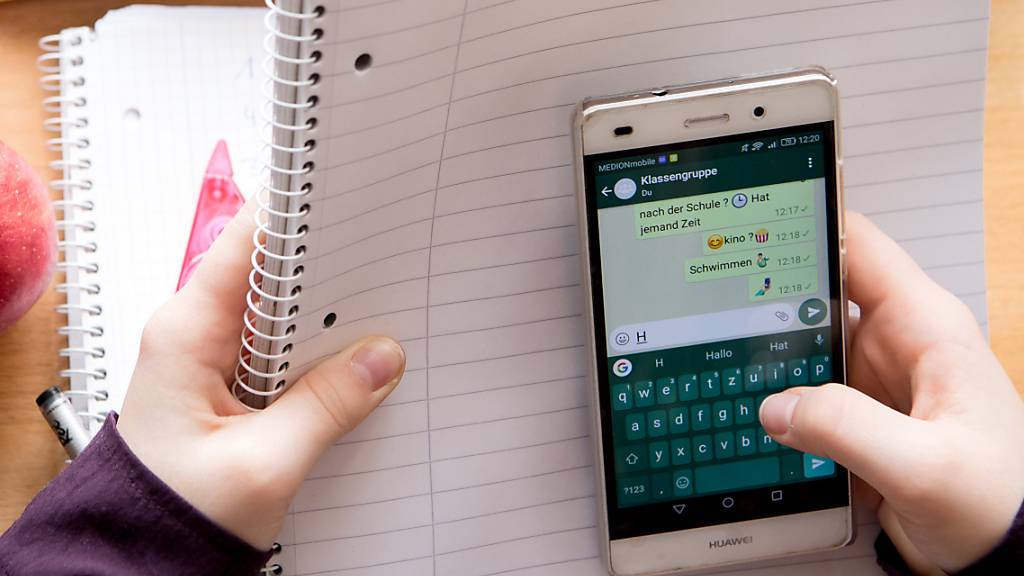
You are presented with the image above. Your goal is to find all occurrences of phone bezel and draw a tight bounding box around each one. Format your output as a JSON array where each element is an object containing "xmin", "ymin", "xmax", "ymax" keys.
[{"xmin": 573, "ymin": 68, "xmax": 852, "ymax": 575}]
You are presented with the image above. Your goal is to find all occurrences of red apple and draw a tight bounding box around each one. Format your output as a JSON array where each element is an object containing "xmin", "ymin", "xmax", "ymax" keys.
[{"xmin": 0, "ymin": 140, "xmax": 57, "ymax": 332}]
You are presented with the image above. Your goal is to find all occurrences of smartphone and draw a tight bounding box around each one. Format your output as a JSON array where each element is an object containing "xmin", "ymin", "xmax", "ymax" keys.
[{"xmin": 575, "ymin": 68, "xmax": 852, "ymax": 575}]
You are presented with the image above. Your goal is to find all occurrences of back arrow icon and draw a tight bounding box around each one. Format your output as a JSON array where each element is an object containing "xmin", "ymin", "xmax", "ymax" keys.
[
  {"xmin": 672, "ymin": 504, "xmax": 686, "ymax": 514},
  {"xmin": 601, "ymin": 186, "xmax": 611, "ymax": 196}
]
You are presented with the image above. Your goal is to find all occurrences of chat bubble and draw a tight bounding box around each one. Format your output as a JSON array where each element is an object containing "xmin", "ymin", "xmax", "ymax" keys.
[
  {"xmin": 702, "ymin": 217, "xmax": 816, "ymax": 255},
  {"xmin": 685, "ymin": 241, "xmax": 817, "ymax": 283},
  {"xmin": 747, "ymin": 266, "xmax": 818, "ymax": 302},
  {"xmin": 634, "ymin": 180, "xmax": 815, "ymax": 240}
]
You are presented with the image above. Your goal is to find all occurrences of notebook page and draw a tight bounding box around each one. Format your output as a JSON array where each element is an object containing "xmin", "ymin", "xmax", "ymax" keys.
[
  {"xmin": 81, "ymin": 6, "xmax": 265, "ymax": 418},
  {"xmin": 276, "ymin": 0, "xmax": 988, "ymax": 573}
]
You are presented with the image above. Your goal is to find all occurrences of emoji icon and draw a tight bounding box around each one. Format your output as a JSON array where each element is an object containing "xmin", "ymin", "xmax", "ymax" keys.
[
  {"xmin": 612, "ymin": 358, "xmax": 633, "ymax": 377},
  {"xmin": 756, "ymin": 252, "xmax": 769, "ymax": 268},
  {"xmin": 707, "ymin": 234, "xmax": 725, "ymax": 250},
  {"xmin": 755, "ymin": 277, "xmax": 772, "ymax": 297},
  {"xmin": 731, "ymin": 193, "xmax": 748, "ymax": 208},
  {"xmin": 754, "ymin": 228, "xmax": 768, "ymax": 243}
]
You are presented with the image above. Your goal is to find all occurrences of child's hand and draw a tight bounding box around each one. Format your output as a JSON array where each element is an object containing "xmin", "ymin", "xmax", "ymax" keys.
[
  {"xmin": 116, "ymin": 200, "xmax": 406, "ymax": 549},
  {"xmin": 760, "ymin": 213, "xmax": 1024, "ymax": 573}
]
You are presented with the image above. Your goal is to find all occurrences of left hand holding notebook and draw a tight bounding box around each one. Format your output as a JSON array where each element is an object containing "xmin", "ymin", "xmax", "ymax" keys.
[{"xmin": 116, "ymin": 198, "xmax": 407, "ymax": 549}]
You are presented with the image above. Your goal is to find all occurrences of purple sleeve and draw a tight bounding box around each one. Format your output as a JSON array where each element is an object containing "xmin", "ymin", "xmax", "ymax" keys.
[
  {"xmin": 875, "ymin": 499, "xmax": 1024, "ymax": 575},
  {"xmin": 0, "ymin": 414, "xmax": 272, "ymax": 576}
]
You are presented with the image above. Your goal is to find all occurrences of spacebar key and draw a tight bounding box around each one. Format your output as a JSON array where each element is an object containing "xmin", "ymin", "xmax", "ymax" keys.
[{"xmin": 695, "ymin": 457, "xmax": 780, "ymax": 494}]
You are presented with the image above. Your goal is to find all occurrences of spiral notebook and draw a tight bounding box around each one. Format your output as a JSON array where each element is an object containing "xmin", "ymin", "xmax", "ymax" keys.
[
  {"xmin": 243, "ymin": 1, "xmax": 989, "ymax": 575},
  {"xmin": 42, "ymin": 1, "xmax": 990, "ymax": 575},
  {"xmin": 38, "ymin": 6, "xmax": 266, "ymax": 428}
]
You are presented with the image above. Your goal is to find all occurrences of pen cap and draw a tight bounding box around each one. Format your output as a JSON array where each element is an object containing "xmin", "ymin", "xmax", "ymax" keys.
[
  {"xmin": 36, "ymin": 386, "xmax": 91, "ymax": 459},
  {"xmin": 36, "ymin": 386, "xmax": 64, "ymax": 408}
]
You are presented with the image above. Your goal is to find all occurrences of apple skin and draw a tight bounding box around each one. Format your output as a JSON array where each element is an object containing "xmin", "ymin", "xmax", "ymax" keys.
[{"xmin": 0, "ymin": 140, "xmax": 57, "ymax": 333}]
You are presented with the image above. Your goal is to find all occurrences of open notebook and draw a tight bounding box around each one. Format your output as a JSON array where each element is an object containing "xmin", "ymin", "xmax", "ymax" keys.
[
  {"xmin": 39, "ymin": 5, "xmax": 265, "ymax": 425},
  {"xmin": 243, "ymin": 1, "xmax": 989, "ymax": 575}
]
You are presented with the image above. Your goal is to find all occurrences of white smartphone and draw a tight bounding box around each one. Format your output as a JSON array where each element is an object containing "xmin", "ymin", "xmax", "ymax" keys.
[{"xmin": 574, "ymin": 68, "xmax": 852, "ymax": 575}]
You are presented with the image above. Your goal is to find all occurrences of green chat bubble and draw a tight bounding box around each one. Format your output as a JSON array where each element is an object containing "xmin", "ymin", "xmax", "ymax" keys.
[
  {"xmin": 748, "ymin": 266, "xmax": 818, "ymax": 302},
  {"xmin": 685, "ymin": 241, "xmax": 817, "ymax": 283},
  {"xmin": 701, "ymin": 217, "xmax": 817, "ymax": 255},
  {"xmin": 634, "ymin": 180, "xmax": 815, "ymax": 240}
]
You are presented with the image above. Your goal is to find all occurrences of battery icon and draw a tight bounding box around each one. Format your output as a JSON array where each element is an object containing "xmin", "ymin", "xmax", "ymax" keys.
[{"xmin": 780, "ymin": 137, "xmax": 797, "ymax": 147}]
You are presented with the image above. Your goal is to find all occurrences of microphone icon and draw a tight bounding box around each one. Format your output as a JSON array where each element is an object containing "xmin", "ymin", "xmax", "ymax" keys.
[{"xmin": 814, "ymin": 334, "xmax": 825, "ymax": 346}]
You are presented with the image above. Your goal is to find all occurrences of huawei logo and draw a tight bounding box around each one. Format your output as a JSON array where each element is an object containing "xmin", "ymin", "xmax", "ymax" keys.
[{"xmin": 708, "ymin": 536, "xmax": 753, "ymax": 549}]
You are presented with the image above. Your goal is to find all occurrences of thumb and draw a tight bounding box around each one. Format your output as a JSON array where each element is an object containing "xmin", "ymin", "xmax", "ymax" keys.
[
  {"xmin": 759, "ymin": 384, "xmax": 931, "ymax": 495},
  {"xmin": 256, "ymin": 336, "xmax": 405, "ymax": 472}
]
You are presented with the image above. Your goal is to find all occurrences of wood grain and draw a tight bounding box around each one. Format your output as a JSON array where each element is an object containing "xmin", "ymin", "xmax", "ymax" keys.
[
  {"xmin": 1, "ymin": 0, "xmax": 1021, "ymax": 532},
  {"xmin": 0, "ymin": 0, "xmax": 260, "ymax": 532}
]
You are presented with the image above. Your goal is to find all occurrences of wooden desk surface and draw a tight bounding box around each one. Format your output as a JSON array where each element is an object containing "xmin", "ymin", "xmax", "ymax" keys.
[{"xmin": 0, "ymin": 0, "xmax": 1021, "ymax": 531}]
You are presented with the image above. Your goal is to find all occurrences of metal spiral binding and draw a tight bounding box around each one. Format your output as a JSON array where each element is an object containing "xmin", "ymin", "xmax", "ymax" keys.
[
  {"xmin": 38, "ymin": 31, "xmax": 110, "ymax": 432},
  {"xmin": 232, "ymin": 0, "xmax": 320, "ymax": 416}
]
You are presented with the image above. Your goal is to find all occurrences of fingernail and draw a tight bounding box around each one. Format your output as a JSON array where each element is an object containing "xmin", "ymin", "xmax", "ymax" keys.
[
  {"xmin": 351, "ymin": 338, "xmax": 404, "ymax": 391},
  {"xmin": 760, "ymin": 392, "xmax": 801, "ymax": 435}
]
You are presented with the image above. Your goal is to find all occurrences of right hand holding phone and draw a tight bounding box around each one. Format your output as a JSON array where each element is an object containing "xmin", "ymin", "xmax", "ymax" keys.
[{"xmin": 759, "ymin": 212, "xmax": 1024, "ymax": 573}]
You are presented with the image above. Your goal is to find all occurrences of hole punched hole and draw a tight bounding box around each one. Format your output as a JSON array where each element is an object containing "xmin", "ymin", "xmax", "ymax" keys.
[
  {"xmin": 313, "ymin": 5, "xmax": 325, "ymax": 17},
  {"xmin": 271, "ymin": 542, "xmax": 283, "ymax": 554},
  {"xmin": 309, "ymin": 72, "xmax": 321, "ymax": 85},
  {"xmin": 290, "ymin": 285, "xmax": 302, "ymax": 297},
  {"xmin": 304, "ymin": 139, "xmax": 316, "ymax": 152},
  {"xmin": 613, "ymin": 126, "xmax": 633, "ymax": 137},
  {"xmin": 307, "ymin": 95, "xmax": 319, "ymax": 107},
  {"xmin": 297, "ymin": 224, "xmax": 310, "ymax": 236},
  {"xmin": 282, "ymin": 343, "xmax": 293, "ymax": 354},
  {"xmin": 301, "ymin": 182, "xmax": 313, "ymax": 194},
  {"xmin": 294, "ymin": 245, "xmax": 307, "ymax": 256},
  {"xmin": 312, "ymin": 28, "xmax": 324, "ymax": 41},
  {"xmin": 306, "ymin": 117, "xmax": 318, "ymax": 130},
  {"xmin": 323, "ymin": 312, "xmax": 337, "ymax": 328},
  {"xmin": 274, "ymin": 380, "xmax": 286, "ymax": 391},
  {"xmin": 354, "ymin": 53, "xmax": 373, "ymax": 72},
  {"xmin": 311, "ymin": 50, "xmax": 322, "ymax": 63},
  {"xmin": 303, "ymin": 161, "xmax": 315, "ymax": 173}
]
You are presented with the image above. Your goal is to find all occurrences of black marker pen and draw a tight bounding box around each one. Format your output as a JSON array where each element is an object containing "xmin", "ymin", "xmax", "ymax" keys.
[{"xmin": 36, "ymin": 386, "xmax": 91, "ymax": 459}]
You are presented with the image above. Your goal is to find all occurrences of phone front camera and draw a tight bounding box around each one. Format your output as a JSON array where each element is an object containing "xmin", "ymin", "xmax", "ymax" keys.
[{"xmin": 752, "ymin": 106, "xmax": 766, "ymax": 119}]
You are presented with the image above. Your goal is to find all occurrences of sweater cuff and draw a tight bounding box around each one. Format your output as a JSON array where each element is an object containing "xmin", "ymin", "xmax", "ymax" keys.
[
  {"xmin": 875, "ymin": 499, "xmax": 1024, "ymax": 576},
  {"xmin": 0, "ymin": 413, "xmax": 273, "ymax": 576},
  {"xmin": 101, "ymin": 413, "xmax": 274, "ymax": 574}
]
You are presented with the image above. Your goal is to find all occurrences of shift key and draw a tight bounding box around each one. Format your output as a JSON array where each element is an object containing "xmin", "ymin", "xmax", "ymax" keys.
[{"xmin": 695, "ymin": 457, "xmax": 780, "ymax": 494}]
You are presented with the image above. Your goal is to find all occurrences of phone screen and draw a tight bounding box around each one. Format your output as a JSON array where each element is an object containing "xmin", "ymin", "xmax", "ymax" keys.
[{"xmin": 583, "ymin": 122, "xmax": 848, "ymax": 540}]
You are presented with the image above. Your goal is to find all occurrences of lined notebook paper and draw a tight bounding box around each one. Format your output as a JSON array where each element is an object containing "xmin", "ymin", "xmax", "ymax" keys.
[
  {"xmin": 51, "ymin": 6, "xmax": 265, "ymax": 419},
  {"xmin": 264, "ymin": 0, "xmax": 989, "ymax": 574}
]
